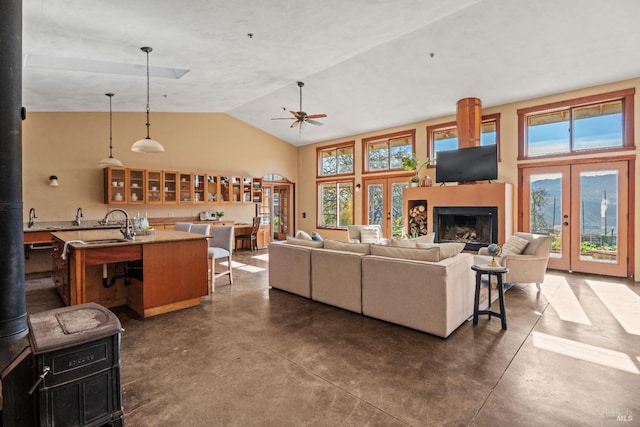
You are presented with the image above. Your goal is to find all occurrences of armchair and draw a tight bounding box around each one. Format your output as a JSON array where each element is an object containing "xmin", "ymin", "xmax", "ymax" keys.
[{"xmin": 478, "ymin": 232, "xmax": 552, "ymax": 290}]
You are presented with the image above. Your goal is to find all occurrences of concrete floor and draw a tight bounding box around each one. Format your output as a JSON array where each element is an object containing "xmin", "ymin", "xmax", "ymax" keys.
[{"xmin": 26, "ymin": 250, "xmax": 640, "ymax": 426}]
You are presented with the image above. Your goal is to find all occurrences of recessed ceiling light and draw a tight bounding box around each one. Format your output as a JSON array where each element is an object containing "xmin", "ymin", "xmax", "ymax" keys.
[{"xmin": 24, "ymin": 54, "xmax": 190, "ymax": 79}]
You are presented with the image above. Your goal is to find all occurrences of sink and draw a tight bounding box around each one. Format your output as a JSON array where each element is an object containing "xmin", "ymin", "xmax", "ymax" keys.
[{"xmin": 81, "ymin": 239, "xmax": 129, "ymax": 245}]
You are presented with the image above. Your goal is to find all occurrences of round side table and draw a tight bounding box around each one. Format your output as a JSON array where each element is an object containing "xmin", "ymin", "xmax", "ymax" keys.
[{"xmin": 471, "ymin": 264, "xmax": 509, "ymax": 330}]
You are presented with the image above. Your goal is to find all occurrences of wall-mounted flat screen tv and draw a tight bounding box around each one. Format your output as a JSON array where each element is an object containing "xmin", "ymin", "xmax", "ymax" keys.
[{"xmin": 435, "ymin": 144, "xmax": 498, "ymax": 183}]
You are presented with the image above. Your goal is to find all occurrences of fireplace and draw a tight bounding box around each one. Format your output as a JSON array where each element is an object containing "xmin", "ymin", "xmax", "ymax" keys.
[{"xmin": 433, "ymin": 206, "xmax": 498, "ymax": 251}]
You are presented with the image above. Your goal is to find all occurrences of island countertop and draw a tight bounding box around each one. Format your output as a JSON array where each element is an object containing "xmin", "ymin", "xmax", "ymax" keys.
[{"xmin": 51, "ymin": 228, "xmax": 206, "ymax": 248}]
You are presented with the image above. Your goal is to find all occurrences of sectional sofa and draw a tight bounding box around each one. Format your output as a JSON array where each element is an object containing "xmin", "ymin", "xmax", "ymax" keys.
[{"xmin": 268, "ymin": 238, "xmax": 475, "ymax": 338}]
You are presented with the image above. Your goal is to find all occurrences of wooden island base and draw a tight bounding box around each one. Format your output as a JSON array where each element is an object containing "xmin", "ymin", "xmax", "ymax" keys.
[{"xmin": 52, "ymin": 229, "xmax": 208, "ymax": 318}]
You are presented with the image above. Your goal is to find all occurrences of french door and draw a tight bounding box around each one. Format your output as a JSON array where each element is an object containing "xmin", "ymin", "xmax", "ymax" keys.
[
  {"xmin": 363, "ymin": 177, "xmax": 408, "ymax": 239},
  {"xmin": 521, "ymin": 160, "xmax": 630, "ymax": 277}
]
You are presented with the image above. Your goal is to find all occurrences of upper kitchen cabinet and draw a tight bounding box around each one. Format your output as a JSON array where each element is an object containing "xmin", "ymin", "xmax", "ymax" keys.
[
  {"xmin": 206, "ymin": 175, "xmax": 219, "ymax": 203},
  {"xmin": 179, "ymin": 173, "xmax": 193, "ymax": 203},
  {"xmin": 104, "ymin": 167, "xmax": 127, "ymax": 204},
  {"xmin": 146, "ymin": 170, "xmax": 162, "ymax": 204},
  {"xmin": 128, "ymin": 168, "xmax": 145, "ymax": 204},
  {"xmin": 163, "ymin": 171, "xmax": 178, "ymax": 204},
  {"xmin": 193, "ymin": 173, "xmax": 205, "ymax": 204},
  {"xmin": 252, "ymin": 178, "xmax": 263, "ymax": 203}
]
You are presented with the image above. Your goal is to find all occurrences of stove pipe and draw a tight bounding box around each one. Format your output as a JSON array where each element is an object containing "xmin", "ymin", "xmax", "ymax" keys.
[
  {"xmin": 456, "ymin": 97, "xmax": 482, "ymax": 148},
  {"xmin": 0, "ymin": 0, "xmax": 27, "ymax": 339}
]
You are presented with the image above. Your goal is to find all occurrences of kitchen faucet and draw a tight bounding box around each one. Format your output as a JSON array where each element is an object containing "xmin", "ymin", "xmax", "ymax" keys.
[
  {"xmin": 73, "ymin": 207, "xmax": 84, "ymax": 226},
  {"xmin": 28, "ymin": 208, "xmax": 37, "ymax": 228},
  {"xmin": 102, "ymin": 208, "xmax": 135, "ymax": 240}
]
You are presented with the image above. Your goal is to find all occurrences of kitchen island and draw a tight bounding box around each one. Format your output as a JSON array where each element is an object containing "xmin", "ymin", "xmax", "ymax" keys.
[{"xmin": 51, "ymin": 229, "xmax": 208, "ymax": 318}]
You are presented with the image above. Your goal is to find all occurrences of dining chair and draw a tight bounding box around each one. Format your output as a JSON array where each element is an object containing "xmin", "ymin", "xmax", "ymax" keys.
[
  {"xmin": 208, "ymin": 225, "xmax": 234, "ymax": 293},
  {"xmin": 174, "ymin": 222, "xmax": 192, "ymax": 232},
  {"xmin": 189, "ymin": 223, "xmax": 211, "ymax": 236},
  {"xmin": 235, "ymin": 216, "xmax": 260, "ymax": 253}
]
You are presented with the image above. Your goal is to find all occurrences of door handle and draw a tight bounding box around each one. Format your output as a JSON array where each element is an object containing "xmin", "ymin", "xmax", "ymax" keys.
[{"xmin": 563, "ymin": 222, "xmax": 569, "ymax": 226}]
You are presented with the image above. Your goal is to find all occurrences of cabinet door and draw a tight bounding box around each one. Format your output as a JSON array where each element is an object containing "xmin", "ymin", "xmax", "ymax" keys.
[
  {"xmin": 179, "ymin": 173, "xmax": 193, "ymax": 203},
  {"xmin": 194, "ymin": 174, "xmax": 205, "ymax": 204},
  {"xmin": 231, "ymin": 176, "xmax": 241, "ymax": 203},
  {"xmin": 242, "ymin": 177, "xmax": 253, "ymax": 203},
  {"xmin": 206, "ymin": 175, "xmax": 219, "ymax": 203},
  {"xmin": 219, "ymin": 176, "xmax": 231, "ymax": 203},
  {"xmin": 104, "ymin": 167, "xmax": 127, "ymax": 204},
  {"xmin": 146, "ymin": 170, "xmax": 162, "ymax": 204},
  {"xmin": 163, "ymin": 172, "xmax": 178, "ymax": 204},
  {"xmin": 252, "ymin": 178, "xmax": 263, "ymax": 204},
  {"xmin": 128, "ymin": 168, "xmax": 145, "ymax": 204}
]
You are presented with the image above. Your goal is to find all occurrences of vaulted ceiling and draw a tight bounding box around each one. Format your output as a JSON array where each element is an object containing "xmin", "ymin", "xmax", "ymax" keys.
[{"xmin": 22, "ymin": 0, "xmax": 640, "ymax": 146}]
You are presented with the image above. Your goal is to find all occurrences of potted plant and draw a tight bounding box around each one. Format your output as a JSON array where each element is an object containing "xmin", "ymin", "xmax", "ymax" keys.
[
  {"xmin": 216, "ymin": 211, "xmax": 224, "ymax": 221},
  {"xmin": 401, "ymin": 154, "xmax": 432, "ymax": 187}
]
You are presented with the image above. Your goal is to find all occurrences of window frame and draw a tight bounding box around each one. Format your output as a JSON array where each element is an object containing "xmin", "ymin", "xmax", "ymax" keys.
[
  {"xmin": 517, "ymin": 88, "xmax": 635, "ymax": 160},
  {"xmin": 361, "ymin": 129, "xmax": 416, "ymax": 175},
  {"xmin": 316, "ymin": 141, "xmax": 355, "ymax": 179},
  {"xmin": 426, "ymin": 113, "xmax": 501, "ymax": 163},
  {"xmin": 316, "ymin": 178, "xmax": 355, "ymax": 230}
]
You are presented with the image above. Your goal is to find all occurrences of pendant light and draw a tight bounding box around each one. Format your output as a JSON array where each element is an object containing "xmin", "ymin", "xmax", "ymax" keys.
[
  {"xmin": 99, "ymin": 93, "xmax": 124, "ymax": 167},
  {"xmin": 131, "ymin": 46, "xmax": 165, "ymax": 153}
]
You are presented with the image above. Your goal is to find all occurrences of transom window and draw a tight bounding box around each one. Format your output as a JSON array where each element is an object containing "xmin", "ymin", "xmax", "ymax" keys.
[
  {"xmin": 427, "ymin": 114, "xmax": 500, "ymax": 161},
  {"xmin": 517, "ymin": 88, "xmax": 635, "ymax": 159},
  {"xmin": 317, "ymin": 142, "xmax": 354, "ymax": 177},
  {"xmin": 363, "ymin": 130, "xmax": 415, "ymax": 173}
]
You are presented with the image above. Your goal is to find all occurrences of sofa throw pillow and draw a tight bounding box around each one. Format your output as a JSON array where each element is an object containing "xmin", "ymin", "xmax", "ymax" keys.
[
  {"xmin": 295, "ymin": 230, "xmax": 313, "ymax": 240},
  {"xmin": 416, "ymin": 242, "xmax": 465, "ymax": 260},
  {"xmin": 359, "ymin": 226, "xmax": 380, "ymax": 244},
  {"xmin": 324, "ymin": 239, "xmax": 371, "ymax": 255},
  {"xmin": 502, "ymin": 235, "xmax": 529, "ymax": 255},
  {"xmin": 370, "ymin": 244, "xmax": 440, "ymax": 262},
  {"xmin": 390, "ymin": 239, "xmax": 417, "ymax": 248},
  {"xmin": 286, "ymin": 236, "xmax": 324, "ymax": 248},
  {"xmin": 311, "ymin": 231, "xmax": 324, "ymax": 241},
  {"xmin": 410, "ymin": 233, "xmax": 435, "ymax": 244}
]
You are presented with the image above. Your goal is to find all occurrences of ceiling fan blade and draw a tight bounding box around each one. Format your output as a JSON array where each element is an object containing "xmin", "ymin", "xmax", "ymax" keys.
[
  {"xmin": 271, "ymin": 117, "xmax": 294, "ymax": 120},
  {"xmin": 290, "ymin": 120, "xmax": 300, "ymax": 128},
  {"xmin": 290, "ymin": 111, "xmax": 301, "ymax": 119},
  {"xmin": 306, "ymin": 119, "xmax": 324, "ymax": 126},
  {"xmin": 306, "ymin": 114, "xmax": 327, "ymax": 119}
]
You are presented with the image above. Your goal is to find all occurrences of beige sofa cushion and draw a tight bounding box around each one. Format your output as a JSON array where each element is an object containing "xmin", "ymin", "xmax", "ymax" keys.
[
  {"xmin": 324, "ymin": 239, "xmax": 371, "ymax": 254},
  {"xmin": 416, "ymin": 242, "xmax": 466, "ymax": 260},
  {"xmin": 389, "ymin": 233, "xmax": 436, "ymax": 248},
  {"xmin": 370, "ymin": 244, "xmax": 440, "ymax": 262},
  {"xmin": 286, "ymin": 236, "xmax": 324, "ymax": 248},
  {"xmin": 359, "ymin": 226, "xmax": 380, "ymax": 243}
]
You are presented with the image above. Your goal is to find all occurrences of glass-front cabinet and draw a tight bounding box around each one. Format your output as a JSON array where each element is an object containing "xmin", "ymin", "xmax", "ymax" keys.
[
  {"xmin": 193, "ymin": 173, "xmax": 205, "ymax": 204},
  {"xmin": 231, "ymin": 177, "xmax": 241, "ymax": 203},
  {"xmin": 128, "ymin": 168, "xmax": 145, "ymax": 204},
  {"xmin": 242, "ymin": 177, "xmax": 253, "ymax": 202},
  {"xmin": 179, "ymin": 173, "xmax": 192, "ymax": 203},
  {"xmin": 104, "ymin": 167, "xmax": 127, "ymax": 204},
  {"xmin": 206, "ymin": 175, "xmax": 219, "ymax": 203},
  {"xmin": 163, "ymin": 171, "xmax": 177, "ymax": 204},
  {"xmin": 146, "ymin": 170, "xmax": 162, "ymax": 204}
]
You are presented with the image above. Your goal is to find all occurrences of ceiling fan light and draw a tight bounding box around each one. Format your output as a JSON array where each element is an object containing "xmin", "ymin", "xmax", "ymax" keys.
[
  {"xmin": 131, "ymin": 137, "xmax": 165, "ymax": 153},
  {"xmin": 98, "ymin": 156, "xmax": 123, "ymax": 167}
]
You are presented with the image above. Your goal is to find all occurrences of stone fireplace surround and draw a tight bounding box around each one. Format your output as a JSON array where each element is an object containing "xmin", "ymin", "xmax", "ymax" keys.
[{"xmin": 403, "ymin": 182, "xmax": 513, "ymax": 249}]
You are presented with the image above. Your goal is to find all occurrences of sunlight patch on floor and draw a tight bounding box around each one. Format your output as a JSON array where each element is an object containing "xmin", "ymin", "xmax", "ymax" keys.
[
  {"xmin": 542, "ymin": 277, "xmax": 591, "ymax": 325},
  {"xmin": 532, "ymin": 332, "xmax": 639, "ymax": 374},
  {"xmin": 220, "ymin": 260, "xmax": 247, "ymax": 268},
  {"xmin": 252, "ymin": 254, "xmax": 269, "ymax": 262},
  {"xmin": 236, "ymin": 265, "xmax": 266, "ymax": 273},
  {"xmin": 587, "ymin": 279, "xmax": 640, "ymax": 335}
]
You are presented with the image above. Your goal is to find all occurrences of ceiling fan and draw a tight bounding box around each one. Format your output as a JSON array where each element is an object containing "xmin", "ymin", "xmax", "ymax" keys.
[{"xmin": 272, "ymin": 81, "xmax": 326, "ymax": 128}]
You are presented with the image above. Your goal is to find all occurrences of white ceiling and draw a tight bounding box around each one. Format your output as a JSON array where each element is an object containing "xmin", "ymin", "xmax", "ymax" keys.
[{"xmin": 22, "ymin": 0, "xmax": 640, "ymax": 146}]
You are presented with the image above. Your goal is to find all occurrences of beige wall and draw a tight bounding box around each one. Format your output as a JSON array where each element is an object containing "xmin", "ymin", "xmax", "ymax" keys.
[
  {"xmin": 23, "ymin": 112, "xmax": 297, "ymax": 223},
  {"xmin": 296, "ymin": 78, "xmax": 640, "ymax": 280}
]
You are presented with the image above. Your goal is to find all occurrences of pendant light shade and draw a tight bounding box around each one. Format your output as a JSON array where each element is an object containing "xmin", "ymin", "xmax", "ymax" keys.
[
  {"xmin": 99, "ymin": 93, "xmax": 124, "ymax": 167},
  {"xmin": 131, "ymin": 46, "xmax": 165, "ymax": 153}
]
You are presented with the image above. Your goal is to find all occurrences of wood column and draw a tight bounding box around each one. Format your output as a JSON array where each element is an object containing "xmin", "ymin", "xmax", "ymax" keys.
[{"xmin": 456, "ymin": 97, "xmax": 482, "ymax": 148}]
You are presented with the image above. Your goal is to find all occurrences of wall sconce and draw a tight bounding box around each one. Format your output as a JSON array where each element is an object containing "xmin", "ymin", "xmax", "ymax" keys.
[
  {"xmin": 355, "ymin": 183, "xmax": 361, "ymax": 192},
  {"xmin": 49, "ymin": 175, "xmax": 59, "ymax": 187}
]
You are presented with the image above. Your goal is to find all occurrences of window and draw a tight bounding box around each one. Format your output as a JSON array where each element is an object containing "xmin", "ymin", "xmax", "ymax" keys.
[
  {"xmin": 427, "ymin": 114, "xmax": 500, "ymax": 161},
  {"xmin": 517, "ymin": 89, "xmax": 635, "ymax": 159},
  {"xmin": 317, "ymin": 142, "xmax": 354, "ymax": 177},
  {"xmin": 363, "ymin": 130, "xmax": 415, "ymax": 173},
  {"xmin": 318, "ymin": 180, "xmax": 354, "ymax": 228}
]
